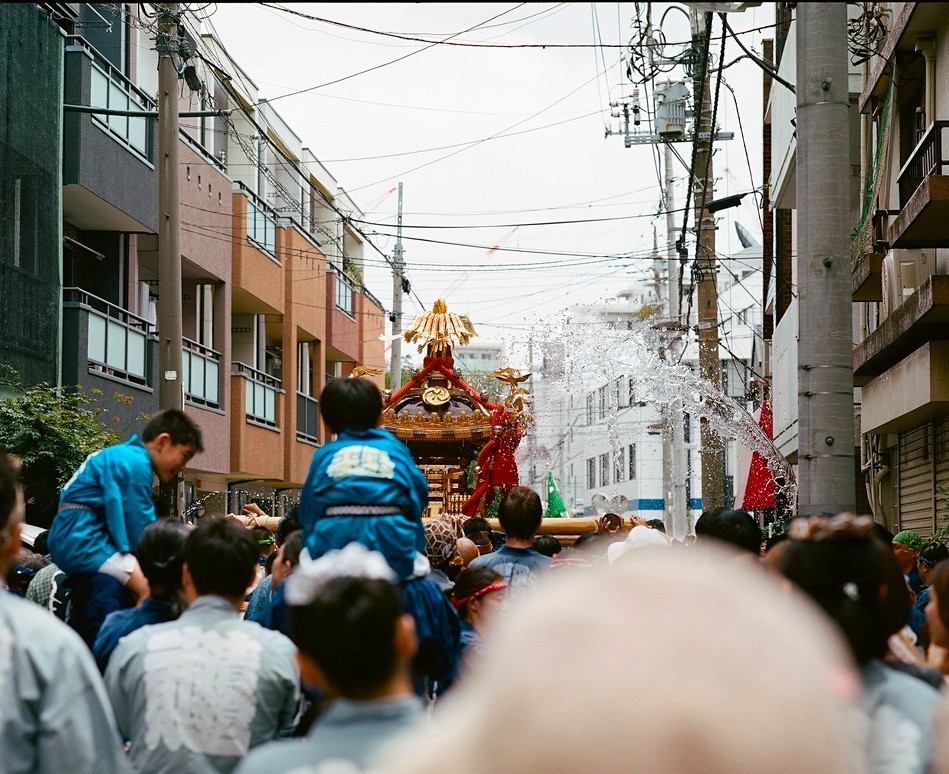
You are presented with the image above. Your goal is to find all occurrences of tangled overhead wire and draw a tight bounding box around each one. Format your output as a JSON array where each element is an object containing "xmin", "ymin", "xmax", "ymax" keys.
[
  {"xmin": 625, "ymin": 2, "xmax": 693, "ymax": 85},
  {"xmin": 847, "ymin": 3, "xmax": 888, "ymax": 66}
]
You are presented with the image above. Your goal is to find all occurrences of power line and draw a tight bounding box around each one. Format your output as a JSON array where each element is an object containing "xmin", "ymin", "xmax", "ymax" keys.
[
  {"xmin": 257, "ymin": 3, "xmax": 783, "ymax": 50},
  {"xmin": 353, "ymin": 204, "xmax": 697, "ymax": 231},
  {"xmin": 193, "ymin": 14, "xmax": 427, "ymax": 312},
  {"xmin": 344, "ymin": 62, "xmax": 615, "ymax": 193},
  {"xmin": 255, "ymin": 4, "xmax": 529, "ymax": 106},
  {"xmin": 720, "ymin": 13, "xmax": 795, "ymax": 94}
]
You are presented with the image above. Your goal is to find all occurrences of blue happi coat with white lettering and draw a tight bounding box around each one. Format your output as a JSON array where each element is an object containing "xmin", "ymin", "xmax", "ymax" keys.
[{"xmin": 299, "ymin": 428, "xmax": 429, "ymax": 580}]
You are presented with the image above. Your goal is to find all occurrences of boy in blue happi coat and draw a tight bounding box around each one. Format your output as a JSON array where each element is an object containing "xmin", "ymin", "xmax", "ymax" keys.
[
  {"xmin": 299, "ymin": 377, "xmax": 428, "ymax": 581},
  {"xmin": 48, "ymin": 410, "xmax": 204, "ymax": 603},
  {"xmin": 297, "ymin": 378, "xmax": 459, "ymax": 694}
]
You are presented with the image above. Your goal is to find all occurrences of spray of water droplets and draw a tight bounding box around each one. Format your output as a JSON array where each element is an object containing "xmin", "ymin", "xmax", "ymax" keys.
[{"xmin": 517, "ymin": 317, "xmax": 797, "ymax": 513}]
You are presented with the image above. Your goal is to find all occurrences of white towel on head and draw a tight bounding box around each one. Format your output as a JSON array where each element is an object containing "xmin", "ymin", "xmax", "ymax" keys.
[{"xmin": 607, "ymin": 525, "xmax": 669, "ymax": 564}]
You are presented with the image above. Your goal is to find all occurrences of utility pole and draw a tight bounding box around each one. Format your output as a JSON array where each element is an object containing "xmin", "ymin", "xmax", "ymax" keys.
[
  {"xmin": 663, "ymin": 141, "xmax": 689, "ymax": 537},
  {"xmin": 389, "ymin": 182, "xmax": 404, "ymax": 390},
  {"xmin": 691, "ymin": 9, "xmax": 725, "ymax": 513},
  {"xmin": 796, "ymin": 4, "xmax": 855, "ymax": 514},
  {"xmin": 156, "ymin": 4, "xmax": 183, "ymax": 517},
  {"xmin": 157, "ymin": 4, "xmax": 183, "ymax": 413}
]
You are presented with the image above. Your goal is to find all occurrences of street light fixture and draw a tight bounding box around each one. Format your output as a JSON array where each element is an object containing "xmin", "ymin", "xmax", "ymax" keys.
[{"xmin": 705, "ymin": 192, "xmax": 749, "ymax": 213}]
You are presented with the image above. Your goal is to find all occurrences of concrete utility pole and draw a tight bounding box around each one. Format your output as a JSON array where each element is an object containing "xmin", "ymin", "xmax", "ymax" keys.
[
  {"xmin": 691, "ymin": 9, "xmax": 725, "ymax": 513},
  {"xmin": 157, "ymin": 3, "xmax": 183, "ymax": 414},
  {"xmin": 663, "ymin": 141, "xmax": 689, "ymax": 537},
  {"xmin": 389, "ymin": 182, "xmax": 405, "ymax": 389},
  {"xmin": 795, "ymin": 4, "xmax": 855, "ymax": 514}
]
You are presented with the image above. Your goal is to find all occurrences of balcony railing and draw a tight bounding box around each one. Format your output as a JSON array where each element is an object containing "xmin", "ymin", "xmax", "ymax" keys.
[
  {"xmin": 233, "ymin": 361, "xmax": 282, "ymax": 427},
  {"xmin": 297, "ymin": 392, "xmax": 319, "ymax": 443},
  {"xmin": 898, "ymin": 121, "xmax": 949, "ymax": 208},
  {"xmin": 183, "ymin": 338, "xmax": 221, "ymax": 408},
  {"xmin": 334, "ymin": 267, "xmax": 356, "ymax": 316},
  {"xmin": 235, "ymin": 182, "xmax": 278, "ymax": 259},
  {"xmin": 64, "ymin": 287, "xmax": 152, "ymax": 386},
  {"xmin": 66, "ymin": 36, "xmax": 156, "ymax": 162}
]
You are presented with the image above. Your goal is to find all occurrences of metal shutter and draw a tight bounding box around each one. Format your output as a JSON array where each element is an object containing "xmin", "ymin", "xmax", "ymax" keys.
[
  {"xmin": 899, "ymin": 424, "xmax": 935, "ymax": 536},
  {"xmin": 936, "ymin": 417, "xmax": 949, "ymax": 530}
]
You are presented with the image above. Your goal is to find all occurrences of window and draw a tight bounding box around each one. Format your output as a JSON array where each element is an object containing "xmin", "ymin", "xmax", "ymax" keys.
[
  {"xmin": 683, "ymin": 412, "xmax": 691, "ymax": 443},
  {"xmin": 587, "ymin": 458, "xmax": 596, "ymax": 490},
  {"xmin": 599, "ymin": 453, "xmax": 609, "ymax": 487},
  {"xmin": 614, "ymin": 448, "xmax": 626, "ymax": 484},
  {"xmin": 586, "ymin": 394, "xmax": 594, "ymax": 425},
  {"xmin": 598, "ymin": 386, "xmax": 607, "ymax": 420},
  {"xmin": 628, "ymin": 444, "xmax": 637, "ymax": 480},
  {"xmin": 629, "ymin": 377, "xmax": 637, "ymax": 405},
  {"xmin": 336, "ymin": 271, "xmax": 356, "ymax": 316},
  {"xmin": 297, "ymin": 342, "xmax": 313, "ymax": 395},
  {"xmin": 617, "ymin": 376, "xmax": 627, "ymax": 408}
]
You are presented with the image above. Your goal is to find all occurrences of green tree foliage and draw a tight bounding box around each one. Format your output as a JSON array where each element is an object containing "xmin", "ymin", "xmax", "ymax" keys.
[{"xmin": 0, "ymin": 368, "xmax": 131, "ymax": 526}]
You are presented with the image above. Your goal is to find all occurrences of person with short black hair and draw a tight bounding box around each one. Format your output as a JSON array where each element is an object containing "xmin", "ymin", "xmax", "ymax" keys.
[
  {"xmin": 531, "ymin": 534, "xmax": 562, "ymax": 558},
  {"xmin": 462, "ymin": 516, "xmax": 495, "ymax": 556},
  {"xmin": 645, "ymin": 519, "xmax": 666, "ymax": 533},
  {"xmin": 235, "ymin": 543, "xmax": 424, "ymax": 773},
  {"xmin": 697, "ymin": 509, "xmax": 762, "ymax": 555},
  {"xmin": 47, "ymin": 409, "xmax": 203, "ymax": 639},
  {"xmin": 468, "ymin": 487, "xmax": 551, "ymax": 589},
  {"xmin": 0, "ymin": 452, "xmax": 132, "ymax": 773},
  {"xmin": 105, "ymin": 517, "xmax": 300, "ymax": 773},
  {"xmin": 693, "ymin": 507, "xmax": 724, "ymax": 538},
  {"xmin": 93, "ymin": 519, "xmax": 191, "ymax": 672},
  {"xmin": 32, "ymin": 529, "xmax": 49, "ymax": 556}
]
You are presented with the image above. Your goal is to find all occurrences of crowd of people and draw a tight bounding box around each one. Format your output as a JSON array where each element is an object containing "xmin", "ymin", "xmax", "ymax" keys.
[{"xmin": 4, "ymin": 376, "xmax": 949, "ymax": 772}]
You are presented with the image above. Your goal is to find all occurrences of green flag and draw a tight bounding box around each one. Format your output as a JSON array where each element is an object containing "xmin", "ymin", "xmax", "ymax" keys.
[{"xmin": 546, "ymin": 471, "xmax": 567, "ymax": 518}]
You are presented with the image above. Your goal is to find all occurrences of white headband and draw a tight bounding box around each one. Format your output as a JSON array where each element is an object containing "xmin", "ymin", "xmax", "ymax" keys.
[{"xmin": 285, "ymin": 542, "xmax": 397, "ymax": 606}]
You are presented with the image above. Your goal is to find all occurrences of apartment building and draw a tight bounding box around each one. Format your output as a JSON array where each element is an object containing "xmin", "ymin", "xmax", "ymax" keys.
[
  {"xmin": 764, "ymin": 2, "xmax": 946, "ymax": 533},
  {"xmin": 2, "ymin": 4, "xmax": 385, "ymax": 520},
  {"xmin": 0, "ymin": 4, "xmax": 63, "ymax": 388},
  {"xmin": 850, "ymin": 2, "xmax": 949, "ymax": 534}
]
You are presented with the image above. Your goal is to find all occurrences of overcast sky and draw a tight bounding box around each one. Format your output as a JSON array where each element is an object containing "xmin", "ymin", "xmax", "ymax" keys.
[{"xmin": 208, "ymin": 2, "xmax": 774, "ymax": 357}]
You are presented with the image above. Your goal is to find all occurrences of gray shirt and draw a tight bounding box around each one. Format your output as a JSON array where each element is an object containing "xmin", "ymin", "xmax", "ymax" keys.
[
  {"xmin": 105, "ymin": 595, "xmax": 300, "ymax": 774},
  {"xmin": 235, "ymin": 695, "xmax": 424, "ymax": 773},
  {"xmin": 860, "ymin": 658, "xmax": 939, "ymax": 774},
  {"xmin": 0, "ymin": 590, "xmax": 131, "ymax": 774}
]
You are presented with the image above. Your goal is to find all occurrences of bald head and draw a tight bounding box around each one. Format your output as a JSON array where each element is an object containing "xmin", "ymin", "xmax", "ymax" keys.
[{"xmin": 382, "ymin": 547, "xmax": 862, "ymax": 774}]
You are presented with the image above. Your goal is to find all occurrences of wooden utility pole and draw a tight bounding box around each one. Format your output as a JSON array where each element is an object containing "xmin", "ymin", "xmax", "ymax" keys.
[
  {"xmin": 691, "ymin": 9, "xmax": 725, "ymax": 512},
  {"xmin": 157, "ymin": 3, "xmax": 183, "ymax": 413},
  {"xmin": 156, "ymin": 4, "xmax": 183, "ymax": 517}
]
